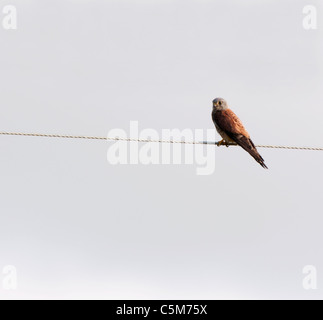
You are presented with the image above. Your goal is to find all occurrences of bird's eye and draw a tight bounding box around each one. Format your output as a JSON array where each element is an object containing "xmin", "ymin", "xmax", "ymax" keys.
[{"xmin": 219, "ymin": 101, "xmax": 222, "ymax": 105}]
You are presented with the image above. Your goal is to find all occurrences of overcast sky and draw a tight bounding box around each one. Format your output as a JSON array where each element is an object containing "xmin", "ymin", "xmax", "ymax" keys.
[{"xmin": 0, "ymin": 0, "xmax": 323, "ymax": 299}]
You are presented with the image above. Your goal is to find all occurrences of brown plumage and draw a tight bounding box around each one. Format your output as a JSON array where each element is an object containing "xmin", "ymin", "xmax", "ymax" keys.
[{"xmin": 212, "ymin": 98, "xmax": 268, "ymax": 169}]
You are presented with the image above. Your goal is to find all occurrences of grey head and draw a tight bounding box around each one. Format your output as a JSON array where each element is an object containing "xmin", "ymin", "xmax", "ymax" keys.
[{"xmin": 212, "ymin": 97, "xmax": 228, "ymax": 111}]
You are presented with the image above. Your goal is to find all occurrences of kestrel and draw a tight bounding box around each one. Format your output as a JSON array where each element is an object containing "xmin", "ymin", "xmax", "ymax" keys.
[{"xmin": 212, "ymin": 97, "xmax": 268, "ymax": 169}]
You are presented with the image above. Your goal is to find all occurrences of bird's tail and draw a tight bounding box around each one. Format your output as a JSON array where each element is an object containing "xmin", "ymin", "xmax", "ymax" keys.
[
  {"xmin": 250, "ymin": 150, "xmax": 268, "ymax": 169},
  {"xmin": 236, "ymin": 136, "xmax": 268, "ymax": 169}
]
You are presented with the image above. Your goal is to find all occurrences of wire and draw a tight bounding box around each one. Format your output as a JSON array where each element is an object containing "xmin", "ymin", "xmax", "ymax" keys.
[{"xmin": 0, "ymin": 131, "xmax": 323, "ymax": 151}]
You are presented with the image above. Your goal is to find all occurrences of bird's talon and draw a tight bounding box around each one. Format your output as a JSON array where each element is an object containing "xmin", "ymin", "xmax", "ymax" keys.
[{"xmin": 217, "ymin": 139, "xmax": 229, "ymax": 147}]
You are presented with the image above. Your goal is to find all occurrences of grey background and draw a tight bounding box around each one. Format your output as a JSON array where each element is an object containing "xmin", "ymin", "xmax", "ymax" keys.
[{"xmin": 0, "ymin": 0, "xmax": 322, "ymax": 299}]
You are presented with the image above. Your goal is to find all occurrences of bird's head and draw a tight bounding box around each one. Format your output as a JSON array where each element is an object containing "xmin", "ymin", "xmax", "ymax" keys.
[{"xmin": 212, "ymin": 97, "xmax": 228, "ymax": 111}]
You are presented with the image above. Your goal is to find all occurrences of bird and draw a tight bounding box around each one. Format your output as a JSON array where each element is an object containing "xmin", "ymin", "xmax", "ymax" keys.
[{"xmin": 211, "ymin": 97, "xmax": 268, "ymax": 169}]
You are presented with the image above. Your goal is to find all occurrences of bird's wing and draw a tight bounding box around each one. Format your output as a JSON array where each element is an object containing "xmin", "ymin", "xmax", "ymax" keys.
[
  {"xmin": 213, "ymin": 109, "xmax": 250, "ymax": 138},
  {"xmin": 213, "ymin": 109, "xmax": 267, "ymax": 169}
]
